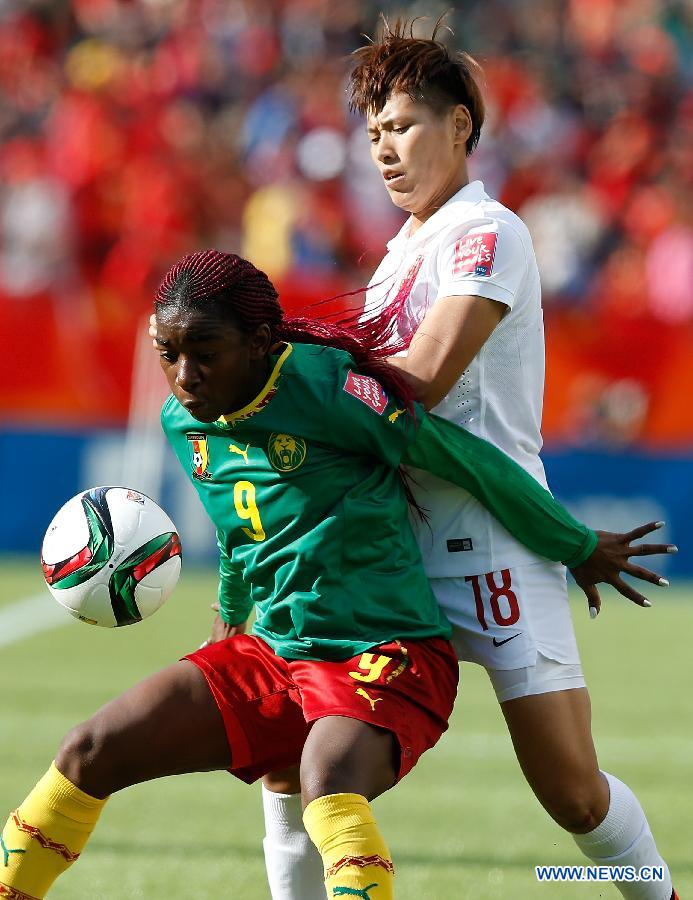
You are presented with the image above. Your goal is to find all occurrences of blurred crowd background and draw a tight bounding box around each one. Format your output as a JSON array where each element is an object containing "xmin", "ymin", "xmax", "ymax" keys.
[{"xmin": 1, "ymin": 0, "xmax": 692, "ymax": 445}]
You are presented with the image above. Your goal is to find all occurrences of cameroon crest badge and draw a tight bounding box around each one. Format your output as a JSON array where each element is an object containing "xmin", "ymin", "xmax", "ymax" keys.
[
  {"xmin": 186, "ymin": 433, "xmax": 212, "ymax": 480},
  {"xmin": 268, "ymin": 433, "xmax": 306, "ymax": 472}
]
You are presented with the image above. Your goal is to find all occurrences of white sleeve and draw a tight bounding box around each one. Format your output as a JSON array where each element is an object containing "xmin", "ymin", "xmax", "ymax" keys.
[{"xmin": 436, "ymin": 219, "xmax": 529, "ymax": 310}]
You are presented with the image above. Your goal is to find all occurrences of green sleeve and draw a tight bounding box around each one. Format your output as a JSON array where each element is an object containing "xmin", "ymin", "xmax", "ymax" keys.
[
  {"xmin": 403, "ymin": 414, "xmax": 598, "ymax": 568},
  {"xmin": 216, "ymin": 530, "xmax": 254, "ymax": 626},
  {"xmin": 308, "ymin": 353, "xmax": 596, "ymax": 567}
]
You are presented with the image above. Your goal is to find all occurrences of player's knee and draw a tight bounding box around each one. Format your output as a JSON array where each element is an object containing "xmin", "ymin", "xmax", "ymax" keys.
[
  {"xmin": 55, "ymin": 719, "xmax": 113, "ymax": 796},
  {"xmin": 263, "ymin": 766, "xmax": 301, "ymax": 795},
  {"xmin": 300, "ymin": 721, "xmax": 397, "ymax": 806},
  {"xmin": 300, "ymin": 751, "xmax": 358, "ymax": 804},
  {"xmin": 542, "ymin": 781, "xmax": 608, "ymax": 833}
]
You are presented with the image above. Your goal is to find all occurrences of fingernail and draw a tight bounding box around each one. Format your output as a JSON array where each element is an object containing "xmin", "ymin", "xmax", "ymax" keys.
[
  {"xmin": 589, "ymin": 607, "xmax": 598, "ymax": 619},
  {"xmin": 655, "ymin": 521, "xmax": 666, "ymax": 528},
  {"xmin": 667, "ymin": 545, "xmax": 678, "ymax": 553},
  {"xmin": 643, "ymin": 599, "xmax": 652, "ymax": 607},
  {"xmin": 658, "ymin": 577, "xmax": 669, "ymax": 587}
]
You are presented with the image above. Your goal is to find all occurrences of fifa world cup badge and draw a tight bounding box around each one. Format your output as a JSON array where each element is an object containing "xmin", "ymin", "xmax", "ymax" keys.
[{"xmin": 186, "ymin": 433, "xmax": 213, "ymax": 480}]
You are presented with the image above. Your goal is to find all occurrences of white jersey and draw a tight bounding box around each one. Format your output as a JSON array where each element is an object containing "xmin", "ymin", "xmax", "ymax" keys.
[{"xmin": 366, "ymin": 180, "xmax": 548, "ymax": 577}]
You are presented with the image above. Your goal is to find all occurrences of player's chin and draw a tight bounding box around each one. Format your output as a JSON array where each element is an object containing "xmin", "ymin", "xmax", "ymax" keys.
[
  {"xmin": 182, "ymin": 401, "xmax": 219, "ymax": 422},
  {"xmin": 386, "ymin": 184, "xmax": 410, "ymax": 200},
  {"xmin": 386, "ymin": 186, "xmax": 417, "ymax": 212}
]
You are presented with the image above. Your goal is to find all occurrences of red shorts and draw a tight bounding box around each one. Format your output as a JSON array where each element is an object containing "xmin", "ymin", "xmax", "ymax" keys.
[{"xmin": 184, "ymin": 634, "xmax": 458, "ymax": 784}]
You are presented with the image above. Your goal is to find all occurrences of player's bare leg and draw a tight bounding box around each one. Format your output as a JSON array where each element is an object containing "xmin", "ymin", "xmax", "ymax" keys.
[
  {"xmin": 264, "ymin": 767, "xmax": 302, "ymax": 795},
  {"xmin": 300, "ymin": 715, "xmax": 397, "ymax": 805},
  {"xmin": 56, "ymin": 660, "xmax": 231, "ymax": 796},
  {"xmin": 500, "ymin": 687, "xmax": 607, "ymax": 831},
  {"xmin": 0, "ymin": 660, "xmax": 231, "ymax": 898},
  {"xmin": 300, "ymin": 716, "xmax": 398, "ymax": 900},
  {"xmin": 501, "ymin": 687, "xmax": 673, "ymax": 899}
]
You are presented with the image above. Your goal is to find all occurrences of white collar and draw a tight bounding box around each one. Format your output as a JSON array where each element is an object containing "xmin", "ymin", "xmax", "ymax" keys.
[{"xmin": 386, "ymin": 180, "xmax": 489, "ymax": 252}]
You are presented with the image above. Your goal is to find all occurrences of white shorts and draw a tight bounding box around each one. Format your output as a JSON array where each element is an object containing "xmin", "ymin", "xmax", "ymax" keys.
[{"xmin": 429, "ymin": 560, "xmax": 585, "ymax": 703}]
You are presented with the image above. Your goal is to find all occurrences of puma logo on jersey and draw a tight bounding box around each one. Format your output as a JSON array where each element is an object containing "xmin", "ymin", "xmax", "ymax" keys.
[
  {"xmin": 355, "ymin": 688, "xmax": 383, "ymax": 711},
  {"xmin": 388, "ymin": 407, "xmax": 405, "ymax": 423},
  {"xmin": 228, "ymin": 442, "xmax": 250, "ymax": 464}
]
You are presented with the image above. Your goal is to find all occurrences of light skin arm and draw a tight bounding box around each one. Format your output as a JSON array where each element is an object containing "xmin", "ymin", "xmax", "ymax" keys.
[{"xmin": 388, "ymin": 294, "xmax": 505, "ymax": 409}]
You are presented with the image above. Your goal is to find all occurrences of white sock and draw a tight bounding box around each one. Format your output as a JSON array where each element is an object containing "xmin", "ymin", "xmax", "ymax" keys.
[
  {"xmin": 261, "ymin": 784, "xmax": 326, "ymax": 900},
  {"xmin": 573, "ymin": 772, "xmax": 673, "ymax": 900}
]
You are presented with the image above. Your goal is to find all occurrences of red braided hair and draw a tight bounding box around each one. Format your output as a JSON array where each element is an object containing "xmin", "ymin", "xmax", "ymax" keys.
[{"xmin": 155, "ymin": 249, "xmax": 416, "ymax": 410}]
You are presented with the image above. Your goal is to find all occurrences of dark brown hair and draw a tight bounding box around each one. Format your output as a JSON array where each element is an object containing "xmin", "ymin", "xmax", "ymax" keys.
[{"xmin": 349, "ymin": 17, "xmax": 485, "ymax": 155}]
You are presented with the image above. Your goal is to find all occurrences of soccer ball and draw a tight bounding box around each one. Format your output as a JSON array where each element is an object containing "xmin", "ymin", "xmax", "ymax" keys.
[{"xmin": 41, "ymin": 486, "xmax": 182, "ymax": 627}]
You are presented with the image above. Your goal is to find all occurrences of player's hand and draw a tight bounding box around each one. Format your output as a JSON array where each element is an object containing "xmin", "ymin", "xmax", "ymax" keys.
[
  {"xmin": 200, "ymin": 602, "xmax": 247, "ymax": 647},
  {"xmin": 569, "ymin": 521, "xmax": 677, "ymax": 617},
  {"xmin": 149, "ymin": 313, "xmax": 157, "ymax": 346}
]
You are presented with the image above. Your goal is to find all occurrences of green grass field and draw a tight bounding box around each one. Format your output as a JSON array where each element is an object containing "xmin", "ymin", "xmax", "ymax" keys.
[{"xmin": 1, "ymin": 556, "xmax": 690, "ymax": 899}]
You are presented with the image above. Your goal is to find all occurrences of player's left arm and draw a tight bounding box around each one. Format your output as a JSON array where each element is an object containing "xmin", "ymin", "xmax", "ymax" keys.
[
  {"xmin": 403, "ymin": 413, "xmax": 598, "ymax": 567},
  {"xmin": 324, "ymin": 378, "xmax": 597, "ymax": 565},
  {"xmin": 401, "ymin": 414, "xmax": 675, "ymax": 612},
  {"xmin": 323, "ymin": 363, "xmax": 674, "ymax": 611},
  {"xmin": 388, "ymin": 294, "xmax": 504, "ymax": 409},
  {"xmin": 569, "ymin": 523, "xmax": 675, "ymax": 616}
]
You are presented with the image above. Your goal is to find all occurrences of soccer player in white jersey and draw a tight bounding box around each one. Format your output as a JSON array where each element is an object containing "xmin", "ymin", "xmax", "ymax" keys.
[{"xmin": 257, "ymin": 21, "xmax": 679, "ymax": 900}]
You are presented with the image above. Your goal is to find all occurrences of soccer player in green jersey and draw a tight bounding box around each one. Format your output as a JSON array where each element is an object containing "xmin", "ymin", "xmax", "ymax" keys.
[{"xmin": 1, "ymin": 250, "xmax": 672, "ymax": 900}]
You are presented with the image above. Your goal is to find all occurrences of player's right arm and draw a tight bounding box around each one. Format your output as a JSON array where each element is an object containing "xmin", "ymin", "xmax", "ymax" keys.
[
  {"xmin": 385, "ymin": 219, "xmax": 525, "ymax": 409},
  {"xmin": 216, "ymin": 529, "xmax": 253, "ymax": 627},
  {"xmin": 159, "ymin": 398, "xmax": 253, "ymax": 630},
  {"xmin": 388, "ymin": 294, "xmax": 503, "ymax": 409}
]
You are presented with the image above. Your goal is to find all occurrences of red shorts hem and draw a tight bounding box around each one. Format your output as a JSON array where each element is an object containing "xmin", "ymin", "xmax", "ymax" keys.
[
  {"xmin": 302, "ymin": 706, "xmax": 418, "ymax": 780},
  {"xmin": 184, "ymin": 654, "xmax": 254, "ymax": 771},
  {"xmin": 184, "ymin": 634, "xmax": 457, "ymax": 784}
]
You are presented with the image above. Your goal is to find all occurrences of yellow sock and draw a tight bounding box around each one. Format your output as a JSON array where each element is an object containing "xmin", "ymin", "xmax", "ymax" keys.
[
  {"xmin": 0, "ymin": 762, "xmax": 107, "ymax": 899},
  {"xmin": 303, "ymin": 793, "xmax": 394, "ymax": 900}
]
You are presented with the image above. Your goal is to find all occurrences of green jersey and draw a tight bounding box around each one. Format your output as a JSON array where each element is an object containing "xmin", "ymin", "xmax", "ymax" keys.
[{"xmin": 161, "ymin": 342, "xmax": 596, "ymax": 661}]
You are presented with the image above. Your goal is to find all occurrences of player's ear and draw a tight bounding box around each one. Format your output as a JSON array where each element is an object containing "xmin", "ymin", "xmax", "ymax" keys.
[
  {"xmin": 248, "ymin": 323, "xmax": 273, "ymax": 359},
  {"xmin": 453, "ymin": 104, "xmax": 472, "ymax": 146}
]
